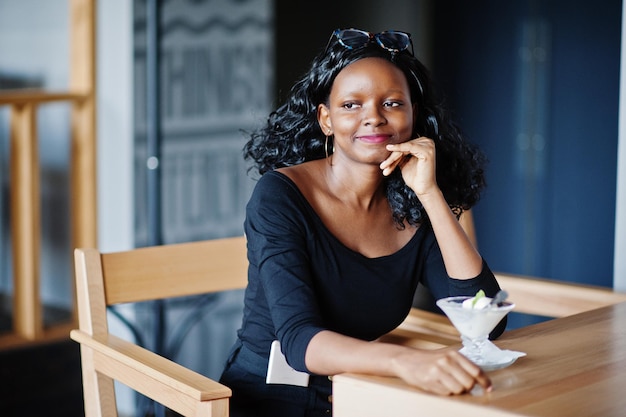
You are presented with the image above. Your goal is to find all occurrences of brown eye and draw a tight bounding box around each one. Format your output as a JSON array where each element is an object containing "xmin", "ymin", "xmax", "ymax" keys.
[
  {"xmin": 342, "ymin": 102, "xmax": 360, "ymax": 110},
  {"xmin": 384, "ymin": 100, "xmax": 402, "ymax": 108}
]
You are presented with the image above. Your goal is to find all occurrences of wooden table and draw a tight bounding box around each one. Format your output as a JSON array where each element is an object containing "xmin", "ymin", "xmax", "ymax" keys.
[{"xmin": 333, "ymin": 302, "xmax": 626, "ymax": 417}]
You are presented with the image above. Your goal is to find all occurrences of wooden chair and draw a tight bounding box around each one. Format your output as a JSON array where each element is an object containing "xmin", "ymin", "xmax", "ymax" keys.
[
  {"xmin": 70, "ymin": 236, "xmax": 248, "ymax": 417},
  {"xmin": 71, "ymin": 220, "xmax": 626, "ymax": 415},
  {"xmin": 71, "ymin": 234, "xmax": 479, "ymax": 416},
  {"xmin": 494, "ymin": 272, "xmax": 626, "ymax": 318},
  {"xmin": 389, "ymin": 210, "xmax": 626, "ymax": 348},
  {"xmin": 462, "ymin": 209, "xmax": 626, "ymax": 317}
]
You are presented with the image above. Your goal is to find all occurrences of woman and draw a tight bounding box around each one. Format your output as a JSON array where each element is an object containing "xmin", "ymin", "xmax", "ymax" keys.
[{"xmin": 220, "ymin": 28, "xmax": 505, "ymax": 416}]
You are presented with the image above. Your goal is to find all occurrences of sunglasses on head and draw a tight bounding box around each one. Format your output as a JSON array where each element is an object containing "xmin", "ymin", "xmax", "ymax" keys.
[{"xmin": 325, "ymin": 28, "xmax": 414, "ymax": 56}]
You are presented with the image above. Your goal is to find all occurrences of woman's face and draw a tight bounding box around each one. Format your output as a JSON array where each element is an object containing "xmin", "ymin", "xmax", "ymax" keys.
[{"xmin": 318, "ymin": 57, "xmax": 416, "ymax": 166}]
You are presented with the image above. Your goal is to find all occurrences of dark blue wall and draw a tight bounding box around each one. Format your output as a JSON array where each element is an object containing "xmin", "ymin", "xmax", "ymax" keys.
[{"xmin": 432, "ymin": 0, "xmax": 621, "ymax": 287}]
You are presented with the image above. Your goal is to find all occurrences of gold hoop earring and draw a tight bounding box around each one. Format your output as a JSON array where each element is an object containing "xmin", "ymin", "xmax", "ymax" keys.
[{"xmin": 325, "ymin": 135, "xmax": 334, "ymax": 165}]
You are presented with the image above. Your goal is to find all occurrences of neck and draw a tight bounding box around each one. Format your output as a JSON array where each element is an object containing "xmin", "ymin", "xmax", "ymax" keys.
[{"xmin": 324, "ymin": 159, "xmax": 386, "ymax": 210}]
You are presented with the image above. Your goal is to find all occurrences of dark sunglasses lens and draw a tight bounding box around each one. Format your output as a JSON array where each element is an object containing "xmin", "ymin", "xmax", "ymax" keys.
[
  {"xmin": 336, "ymin": 29, "xmax": 370, "ymax": 49},
  {"xmin": 377, "ymin": 32, "xmax": 410, "ymax": 52}
]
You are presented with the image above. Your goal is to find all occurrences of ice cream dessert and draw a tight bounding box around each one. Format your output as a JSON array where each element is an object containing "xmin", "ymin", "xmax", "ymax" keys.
[
  {"xmin": 437, "ymin": 291, "xmax": 513, "ymax": 341},
  {"xmin": 437, "ymin": 291, "xmax": 523, "ymax": 370},
  {"xmin": 461, "ymin": 289, "xmax": 492, "ymax": 310}
]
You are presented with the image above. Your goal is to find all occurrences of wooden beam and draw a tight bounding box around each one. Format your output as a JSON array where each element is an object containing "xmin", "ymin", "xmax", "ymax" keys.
[
  {"xmin": 0, "ymin": 90, "xmax": 86, "ymax": 105},
  {"xmin": 69, "ymin": 0, "xmax": 97, "ymax": 330},
  {"xmin": 69, "ymin": 0, "xmax": 97, "ymax": 251},
  {"xmin": 10, "ymin": 102, "xmax": 42, "ymax": 340}
]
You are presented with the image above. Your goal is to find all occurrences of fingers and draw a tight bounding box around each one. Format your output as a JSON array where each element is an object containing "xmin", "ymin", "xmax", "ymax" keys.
[
  {"xmin": 386, "ymin": 143, "xmax": 433, "ymax": 162},
  {"xmin": 380, "ymin": 137, "xmax": 435, "ymax": 177},
  {"xmin": 386, "ymin": 136, "xmax": 433, "ymax": 153},
  {"xmin": 433, "ymin": 369, "xmax": 472, "ymax": 395},
  {"xmin": 426, "ymin": 353, "xmax": 481, "ymax": 395},
  {"xmin": 415, "ymin": 351, "xmax": 493, "ymax": 396},
  {"xmin": 458, "ymin": 356, "xmax": 493, "ymax": 392},
  {"xmin": 380, "ymin": 151, "xmax": 407, "ymax": 176}
]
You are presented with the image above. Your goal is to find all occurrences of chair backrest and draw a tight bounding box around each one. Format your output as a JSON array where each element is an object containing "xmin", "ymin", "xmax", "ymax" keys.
[
  {"xmin": 71, "ymin": 235, "xmax": 248, "ymax": 417},
  {"xmin": 401, "ymin": 211, "xmax": 626, "ymax": 350},
  {"xmin": 459, "ymin": 211, "xmax": 626, "ymax": 317}
]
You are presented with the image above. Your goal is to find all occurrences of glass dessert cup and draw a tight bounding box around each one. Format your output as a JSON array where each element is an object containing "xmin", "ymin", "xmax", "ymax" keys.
[{"xmin": 436, "ymin": 296, "xmax": 515, "ymax": 369}]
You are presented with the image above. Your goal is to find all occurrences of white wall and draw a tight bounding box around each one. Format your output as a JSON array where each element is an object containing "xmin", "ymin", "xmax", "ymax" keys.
[
  {"xmin": 97, "ymin": 0, "xmax": 134, "ymax": 253},
  {"xmin": 97, "ymin": 1, "xmax": 135, "ymax": 414}
]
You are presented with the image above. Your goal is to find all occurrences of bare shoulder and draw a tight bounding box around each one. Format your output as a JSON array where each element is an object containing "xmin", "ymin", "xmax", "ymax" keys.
[{"xmin": 277, "ymin": 160, "xmax": 327, "ymax": 194}]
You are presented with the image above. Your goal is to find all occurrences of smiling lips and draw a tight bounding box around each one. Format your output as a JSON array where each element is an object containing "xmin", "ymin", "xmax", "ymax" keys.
[{"xmin": 357, "ymin": 134, "xmax": 391, "ymax": 144}]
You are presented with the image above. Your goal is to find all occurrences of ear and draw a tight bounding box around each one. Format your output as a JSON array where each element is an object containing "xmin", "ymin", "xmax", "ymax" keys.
[{"xmin": 317, "ymin": 103, "xmax": 332, "ymax": 135}]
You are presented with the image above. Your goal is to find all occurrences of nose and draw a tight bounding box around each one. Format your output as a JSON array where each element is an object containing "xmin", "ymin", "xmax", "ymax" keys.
[{"xmin": 363, "ymin": 105, "xmax": 387, "ymax": 126}]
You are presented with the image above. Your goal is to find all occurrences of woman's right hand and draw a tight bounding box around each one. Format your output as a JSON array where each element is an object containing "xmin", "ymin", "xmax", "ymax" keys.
[
  {"xmin": 306, "ymin": 330, "xmax": 491, "ymax": 396},
  {"xmin": 381, "ymin": 137, "xmax": 439, "ymax": 199},
  {"xmin": 389, "ymin": 348, "xmax": 492, "ymax": 395}
]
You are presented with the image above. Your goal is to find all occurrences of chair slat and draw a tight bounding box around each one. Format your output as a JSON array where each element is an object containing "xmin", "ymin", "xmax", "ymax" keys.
[{"xmin": 102, "ymin": 237, "xmax": 248, "ymax": 305}]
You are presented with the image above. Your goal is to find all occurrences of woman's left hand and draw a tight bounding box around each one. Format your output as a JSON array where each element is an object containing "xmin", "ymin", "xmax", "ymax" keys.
[{"xmin": 380, "ymin": 136, "xmax": 439, "ymax": 198}]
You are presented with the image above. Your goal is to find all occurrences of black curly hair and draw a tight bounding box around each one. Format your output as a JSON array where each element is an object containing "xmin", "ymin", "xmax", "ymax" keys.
[{"xmin": 243, "ymin": 31, "xmax": 487, "ymax": 229}]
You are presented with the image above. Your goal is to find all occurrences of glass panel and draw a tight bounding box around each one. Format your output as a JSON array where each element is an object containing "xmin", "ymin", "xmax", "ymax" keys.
[
  {"xmin": 133, "ymin": 0, "xmax": 274, "ymax": 246},
  {"xmin": 126, "ymin": 1, "xmax": 275, "ymax": 413}
]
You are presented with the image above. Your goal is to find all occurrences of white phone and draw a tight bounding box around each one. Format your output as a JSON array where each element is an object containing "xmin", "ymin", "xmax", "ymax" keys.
[{"xmin": 266, "ymin": 340, "xmax": 310, "ymax": 387}]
